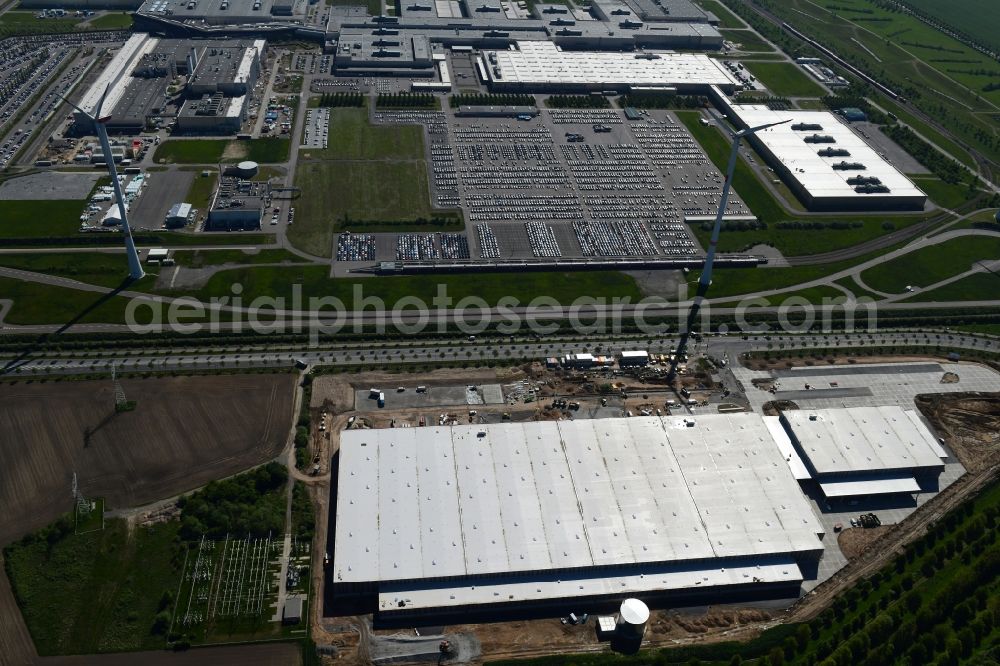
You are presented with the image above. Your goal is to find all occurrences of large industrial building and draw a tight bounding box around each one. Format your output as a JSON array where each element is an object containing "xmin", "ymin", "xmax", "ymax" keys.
[
  {"xmin": 716, "ymin": 101, "xmax": 927, "ymax": 211},
  {"xmin": 206, "ymin": 176, "xmax": 266, "ymax": 230},
  {"xmin": 332, "ymin": 414, "xmax": 825, "ymax": 620},
  {"xmin": 75, "ymin": 33, "xmax": 264, "ymax": 134},
  {"xmin": 780, "ymin": 406, "xmax": 947, "ymax": 499},
  {"xmin": 480, "ymin": 41, "xmax": 739, "ymax": 93}
]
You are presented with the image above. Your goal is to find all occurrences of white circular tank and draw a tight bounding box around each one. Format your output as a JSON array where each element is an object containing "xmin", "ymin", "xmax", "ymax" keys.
[
  {"xmin": 616, "ymin": 598, "xmax": 649, "ymax": 639},
  {"xmin": 236, "ymin": 160, "xmax": 259, "ymax": 178}
]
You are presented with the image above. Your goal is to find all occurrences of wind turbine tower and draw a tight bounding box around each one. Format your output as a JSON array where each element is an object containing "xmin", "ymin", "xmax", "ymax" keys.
[
  {"xmin": 66, "ymin": 86, "xmax": 144, "ymax": 281},
  {"xmin": 667, "ymin": 116, "xmax": 791, "ymax": 381}
]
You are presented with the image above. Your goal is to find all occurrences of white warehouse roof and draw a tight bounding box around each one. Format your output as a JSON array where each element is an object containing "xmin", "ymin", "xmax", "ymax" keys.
[
  {"xmin": 333, "ymin": 414, "xmax": 823, "ymax": 592},
  {"xmin": 78, "ymin": 34, "xmax": 159, "ymax": 119},
  {"xmin": 723, "ymin": 104, "xmax": 925, "ymax": 206},
  {"xmin": 485, "ymin": 41, "xmax": 739, "ymax": 89},
  {"xmin": 782, "ymin": 406, "xmax": 945, "ymax": 477}
]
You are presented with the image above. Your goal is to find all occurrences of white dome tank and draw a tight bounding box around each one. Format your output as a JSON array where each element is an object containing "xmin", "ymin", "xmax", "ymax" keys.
[
  {"xmin": 616, "ymin": 598, "xmax": 649, "ymax": 639},
  {"xmin": 235, "ymin": 160, "xmax": 259, "ymax": 178}
]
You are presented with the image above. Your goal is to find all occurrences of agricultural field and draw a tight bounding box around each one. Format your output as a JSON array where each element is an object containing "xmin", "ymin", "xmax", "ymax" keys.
[
  {"xmin": 903, "ymin": 0, "xmax": 1000, "ymax": 54},
  {"xmin": 0, "ymin": 374, "xmax": 295, "ymax": 545}
]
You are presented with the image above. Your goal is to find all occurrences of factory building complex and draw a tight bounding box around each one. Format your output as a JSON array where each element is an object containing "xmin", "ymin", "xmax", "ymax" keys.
[
  {"xmin": 75, "ymin": 33, "xmax": 265, "ymax": 134},
  {"xmin": 331, "ymin": 406, "xmax": 945, "ymax": 620}
]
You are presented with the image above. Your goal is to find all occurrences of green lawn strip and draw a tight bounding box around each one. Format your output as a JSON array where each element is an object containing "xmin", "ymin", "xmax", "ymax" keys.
[
  {"xmin": 834, "ymin": 276, "xmax": 884, "ymax": 301},
  {"xmin": 183, "ymin": 169, "xmax": 218, "ymax": 212},
  {"xmin": 860, "ymin": 236, "xmax": 1000, "ymax": 294},
  {"xmin": 677, "ymin": 111, "xmax": 786, "ymax": 224},
  {"xmin": 902, "ymin": 271, "xmax": 1000, "ymax": 302},
  {"xmin": 4, "ymin": 519, "xmax": 182, "ymax": 655},
  {"xmin": 911, "ymin": 175, "xmax": 977, "ymax": 209},
  {"xmin": 84, "ymin": 12, "xmax": 133, "ymax": 29},
  {"xmin": 0, "ymin": 200, "xmax": 88, "ymax": 239},
  {"xmin": 153, "ymin": 139, "xmax": 290, "ymax": 164},
  {"xmin": 693, "ymin": 0, "xmax": 745, "ymax": 28},
  {"xmin": 743, "ymin": 61, "xmax": 826, "ymax": 98},
  {"xmin": 0, "ymin": 276, "xmax": 156, "ymax": 325},
  {"xmin": 0, "ymin": 12, "xmax": 79, "ymax": 36},
  {"xmin": 170, "ymin": 266, "xmax": 642, "ymax": 306},
  {"xmin": 954, "ymin": 323, "xmax": 1000, "ymax": 336},
  {"xmin": 0, "ymin": 253, "xmax": 158, "ymax": 290},
  {"xmin": 719, "ymin": 29, "xmax": 775, "ymax": 52},
  {"xmin": 172, "ymin": 249, "xmax": 311, "ymax": 268}
]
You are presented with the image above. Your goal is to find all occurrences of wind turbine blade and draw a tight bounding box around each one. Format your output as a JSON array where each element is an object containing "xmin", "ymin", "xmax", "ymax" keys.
[
  {"xmin": 58, "ymin": 92, "xmax": 91, "ymax": 119},
  {"xmin": 94, "ymin": 83, "xmax": 112, "ymax": 121},
  {"xmin": 739, "ymin": 118, "xmax": 792, "ymax": 135}
]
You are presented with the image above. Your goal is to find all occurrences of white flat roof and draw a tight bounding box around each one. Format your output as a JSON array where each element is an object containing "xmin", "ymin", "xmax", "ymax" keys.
[
  {"xmin": 378, "ymin": 557, "xmax": 802, "ymax": 612},
  {"xmin": 333, "ymin": 414, "xmax": 823, "ymax": 587},
  {"xmin": 486, "ymin": 41, "xmax": 739, "ymax": 88},
  {"xmin": 79, "ymin": 34, "xmax": 160, "ymax": 119},
  {"xmin": 763, "ymin": 415, "xmax": 811, "ymax": 480},
  {"xmin": 783, "ymin": 406, "xmax": 945, "ymax": 476},
  {"xmin": 819, "ymin": 476, "xmax": 920, "ymax": 498},
  {"xmin": 725, "ymin": 104, "xmax": 925, "ymax": 202}
]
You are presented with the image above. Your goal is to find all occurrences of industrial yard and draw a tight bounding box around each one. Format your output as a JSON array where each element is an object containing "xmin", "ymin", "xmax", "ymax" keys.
[{"xmin": 1, "ymin": 0, "xmax": 999, "ymax": 660}]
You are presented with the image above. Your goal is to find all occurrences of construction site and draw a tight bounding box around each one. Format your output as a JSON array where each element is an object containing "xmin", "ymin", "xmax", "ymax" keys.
[{"xmin": 301, "ymin": 351, "xmax": 1000, "ymax": 663}]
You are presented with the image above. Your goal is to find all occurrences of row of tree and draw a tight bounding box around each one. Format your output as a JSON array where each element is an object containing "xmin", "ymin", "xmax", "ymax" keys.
[{"xmin": 316, "ymin": 92, "xmax": 365, "ymax": 108}]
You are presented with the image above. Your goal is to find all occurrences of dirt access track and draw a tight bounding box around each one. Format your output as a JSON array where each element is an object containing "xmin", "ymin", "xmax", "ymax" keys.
[{"xmin": 0, "ymin": 373, "xmax": 296, "ymax": 665}]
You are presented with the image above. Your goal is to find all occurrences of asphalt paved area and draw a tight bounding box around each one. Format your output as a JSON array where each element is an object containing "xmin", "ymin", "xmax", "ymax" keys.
[
  {"xmin": 773, "ymin": 363, "xmax": 943, "ymax": 377},
  {"xmin": 131, "ymin": 170, "xmax": 194, "ymax": 230},
  {"xmin": 0, "ymin": 171, "xmax": 99, "ymax": 200},
  {"xmin": 353, "ymin": 383, "xmax": 504, "ymax": 410},
  {"xmin": 773, "ymin": 387, "xmax": 873, "ymax": 400}
]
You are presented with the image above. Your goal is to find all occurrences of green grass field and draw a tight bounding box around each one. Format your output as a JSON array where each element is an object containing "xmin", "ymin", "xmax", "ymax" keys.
[
  {"xmin": 176, "ymin": 266, "xmax": 643, "ymax": 307},
  {"xmin": 299, "ymin": 107, "xmax": 424, "ymax": 161},
  {"xmin": 719, "ymin": 29, "xmax": 775, "ymax": 52},
  {"xmin": 184, "ymin": 169, "xmax": 218, "ymax": 212},
  {"xmin": 153, "ymin": 139, "xmax": 289, "ymax": 165},
  {"xmin": 904, "ymin": 271, "xmax": 1000, "ymax": 302},
  {"xmin": 693, "ymin": 0, "xmax": 744, "ymax": 28},
  {"xmin": 0, "ymin": 253, "xmax": 149, "ymax": 289},
  {"xmin": 910, "ymin": 175, "xmax": 975, "ymax": 209},
  {"xmin": 904, "ymin": 0, "xmax": 1000, "ymax": 54},
  {"xmin": 4, "ymin": 519, "xmax": 182, "ymax": 655},
  {"xmin": 84, "ymin": 12, "xmax": 133, "ymax": 29},
  {"xmin": 153, "ymin": 140, "xmax": 228, "ymax": 164},
  {"xmin": 291, "ymin": 108, "xmax": 461, "ymax": 256},
  {"xmin": 744, "ymin": 61, "xmax": 826, "ymax": 98},
  {"xmin": 173, "ymin": 249, "xmax": 310, "ymax": 268},
  {"xmin": 0, "ymin": 200, "xmax": 87, "ymax": 238},
  {"xmin": 860, "ymin": 236, "xmax": 1000, "ymax": 294},
  {"xmin": 0, "ymin": 11, "xmax": 80, "ymax": 36}
]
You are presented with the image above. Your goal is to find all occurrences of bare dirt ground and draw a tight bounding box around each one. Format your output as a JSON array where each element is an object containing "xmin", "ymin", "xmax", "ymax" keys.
[
  {"xmin": 743, "ymin": 353, "xmax": 956, "ymax": 372},
  {"xmin": 915, "ymin": 392, "xmax": 1000, "ymax": 472},
  {"xmin": 0, "ymin": 374, "xmax": 295, "ymax": 544},
  {"xmin": 837, "ymin": 526, "xmax": 892, "ymax": 560},
  {"xmin": 0, "ymin": 374, "xmax": 296, "ymax": 666}
]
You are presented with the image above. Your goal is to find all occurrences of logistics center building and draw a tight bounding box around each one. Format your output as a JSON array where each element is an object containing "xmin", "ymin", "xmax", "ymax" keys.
[
  {"xmin": 780, "ymin": 406, "xmax": 948, "ymax": 499},
  {"xmin": 332, "ymin": 414, "xmax": 825, "ymax": 620},
  {"xmin": 716, "ymin": 101, "xmax": 927, "ymax": 211}
]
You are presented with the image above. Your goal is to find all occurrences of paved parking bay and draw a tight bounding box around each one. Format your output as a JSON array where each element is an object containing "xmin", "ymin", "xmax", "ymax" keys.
[
  {"xmin": 773, "ymin": 387, "xmax": 873, "ymax": 400},
  {"xmin": 353, "ymin": 384, "xmax": 504, "ymax": 410},
  {"xmin": 130, "ymin": 170, "xmax": 194, "ymax": 230},
  {"xmin": 773, "ymin": 363, "xmax": 943, "ymax": 377},
  {"xmin": 0, "ymin": 171, "xmax": 100, "ymax": 200}
]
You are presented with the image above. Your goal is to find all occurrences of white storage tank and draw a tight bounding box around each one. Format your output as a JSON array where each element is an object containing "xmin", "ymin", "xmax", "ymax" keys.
[
  {"xmin": 616, "ymin": 598, "xmax": 649, "ymax": 640},
  {"xmin": 235, "ymin": 160, "xmax": 259, "ymax": 178}
]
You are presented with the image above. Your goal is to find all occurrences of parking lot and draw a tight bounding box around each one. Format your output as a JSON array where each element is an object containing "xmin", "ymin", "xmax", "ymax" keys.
[
  {"xmin": 130, "ymin": 170, "xmax": 195, "ymax": 230},
  {"xmin": 302, "ymin": 108, "xmax": 329, "ymax": 149},
  {"xmin": 333, "ymin": 107, "xmax": 751, "ymax": 265},
  {"xmin": 353, "ymin": 383, "xmax": 505, "ymax": 411},
  {"xmin": 0, "ymin": 170, "xmax": 99, "ymax": 200}
]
